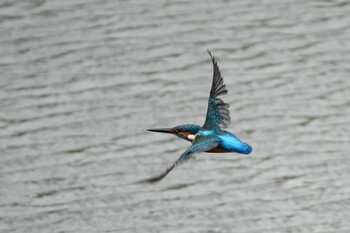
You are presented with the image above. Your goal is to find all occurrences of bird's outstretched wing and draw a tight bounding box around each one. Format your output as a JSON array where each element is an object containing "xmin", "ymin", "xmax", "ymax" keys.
[
  {"xmin": 202, "ymin": 50, "xmax": 231, "ymax": 130},
  {"xmin": 146, "ymin": 136, "xmax": 220, "ymax": 182}
]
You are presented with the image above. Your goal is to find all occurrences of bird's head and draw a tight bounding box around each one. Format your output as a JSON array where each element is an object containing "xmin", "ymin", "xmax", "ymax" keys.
[{"xmin": 147, "ymin": 124, "xmax": 201, "ymax": 142}]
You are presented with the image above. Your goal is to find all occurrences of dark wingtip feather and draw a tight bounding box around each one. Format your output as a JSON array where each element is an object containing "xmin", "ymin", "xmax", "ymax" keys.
[
  {"xmin": 208, "ymin": 51, "xmax": 228, "ymax": 100},
  {"xmin": 145, "ymin": 164, "xmax": 175, "ymax": 183},
  {"xmin": 207, "ymin": 49, "xmax": 217, "ymax": 67},
  {"xmin": 207, "ymin": 49, "xmax": 212, "ymax": 57}
]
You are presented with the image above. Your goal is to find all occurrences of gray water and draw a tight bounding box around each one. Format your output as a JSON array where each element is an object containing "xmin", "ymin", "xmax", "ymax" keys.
[{"xmin": 1, "ymin": 0, "xmax": 350, "ymax": 232}]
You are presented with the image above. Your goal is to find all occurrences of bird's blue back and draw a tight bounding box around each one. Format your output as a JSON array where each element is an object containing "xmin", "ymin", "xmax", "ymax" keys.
[
  {"xmin": 217, "ymin": 131, "xmax": 252, "ymax": 154},
  {"xmin": 196, "ymin": 129, "xmax": 251, "ymax": 154}
]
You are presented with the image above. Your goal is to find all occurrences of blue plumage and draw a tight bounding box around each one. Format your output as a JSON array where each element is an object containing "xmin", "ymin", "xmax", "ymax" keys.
[
  {"xmin": 146, "ymin": 51, "xmax": 252, "ymax": 182},
  {"xmin": 217, "ymin": 132, "xmax": 252, "ymax": 154}
]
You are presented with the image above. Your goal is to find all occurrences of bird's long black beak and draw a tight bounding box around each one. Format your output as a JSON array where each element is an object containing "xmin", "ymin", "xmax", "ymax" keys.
[{"xmin": 147, "ymin": 128, "xmax": 174, "ymax": 134}]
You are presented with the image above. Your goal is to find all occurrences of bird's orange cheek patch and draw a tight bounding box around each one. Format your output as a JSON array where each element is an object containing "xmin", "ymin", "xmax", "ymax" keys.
[{"xmin": 179, "ymin": 132, "xmax": 190, "ymax": 138}]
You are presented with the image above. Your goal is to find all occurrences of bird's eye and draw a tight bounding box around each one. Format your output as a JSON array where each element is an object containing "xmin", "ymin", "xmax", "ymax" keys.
[{"xmin": 172, "ymin": 128, "xmax": 179, "ymax": 133}]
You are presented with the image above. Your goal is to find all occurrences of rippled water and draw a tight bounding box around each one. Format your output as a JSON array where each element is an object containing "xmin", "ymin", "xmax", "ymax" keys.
[{"xmin": 1, "ymin": 0, "xmax": 350, "ymax": 232}]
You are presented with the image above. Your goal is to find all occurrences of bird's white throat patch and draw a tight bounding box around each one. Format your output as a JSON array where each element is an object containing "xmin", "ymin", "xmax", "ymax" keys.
[{"xmin": 187, "ymin": 134, "xmax": 196, "ymax": 140}]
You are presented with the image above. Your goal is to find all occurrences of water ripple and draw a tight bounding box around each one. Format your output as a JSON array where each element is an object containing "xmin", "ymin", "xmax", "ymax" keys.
[{"xmin": 1, "ymin": 0, "xmax": 350, "ymax": 232}]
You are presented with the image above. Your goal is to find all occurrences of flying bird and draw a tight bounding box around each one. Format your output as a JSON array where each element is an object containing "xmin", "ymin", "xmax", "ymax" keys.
[{"xmin": 146, "ymin": 51, "xmax": 252, "ymax": 182}]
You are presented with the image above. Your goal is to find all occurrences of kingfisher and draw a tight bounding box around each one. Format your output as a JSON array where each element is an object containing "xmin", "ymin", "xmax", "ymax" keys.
[{"xmin": 146, "ymin": 51, "xmax": 252, "ymax": 182}]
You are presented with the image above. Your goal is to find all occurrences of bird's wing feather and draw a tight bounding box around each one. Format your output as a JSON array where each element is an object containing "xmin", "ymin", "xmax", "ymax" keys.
[
  {"xmin": 202, "ymin": 50, "xmax": 231, "ymax": 129},
  {"xmin": 146, "ymin": 136, "xmax": 220, "ymax": 182}
]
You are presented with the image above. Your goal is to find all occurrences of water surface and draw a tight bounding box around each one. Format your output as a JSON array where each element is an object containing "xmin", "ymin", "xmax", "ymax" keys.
[{"xmin": 1, "ymin": 0, "xmax": 350, "ymax": 232}]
